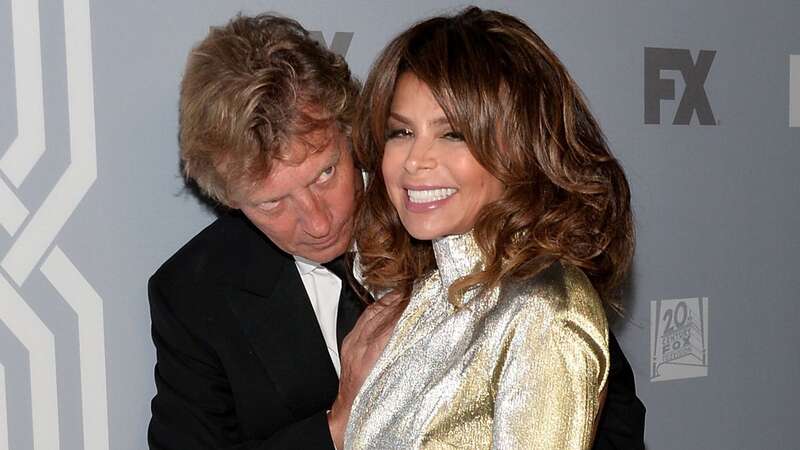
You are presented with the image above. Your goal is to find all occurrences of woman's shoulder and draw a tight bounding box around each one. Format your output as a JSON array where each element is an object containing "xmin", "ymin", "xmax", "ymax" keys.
[
  {"xmin": 501, "ymin": 261, "xmax": 607, "ymax": 333},
  {"xmin": 498, "ymin": 262, "xmax": 609, "ymax": 386}
]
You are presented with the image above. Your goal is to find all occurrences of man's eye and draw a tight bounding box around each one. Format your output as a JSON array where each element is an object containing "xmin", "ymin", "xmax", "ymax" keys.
[
  {"xmin": 442, "ymin": 130, "xmax": 465, "ymax": 141},
  {"xmin": 258, "ymin": 200, "xmax": 280, "ymax": 212},
  {"xmin": 386, "ymin": 128, "xmax": 412, "ymax": 140},
  {"xmin": 318, "ymin": 165, "xmax": 336, "ymax": 183}
]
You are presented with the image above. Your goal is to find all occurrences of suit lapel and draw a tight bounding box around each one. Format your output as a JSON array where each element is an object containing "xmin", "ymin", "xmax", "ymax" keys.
[
  {"xmin": 324, "ymin": 255, "xmax": 368, "ymax": 349},
  {"xmin": 225, "ymin": 222, "xmax": 339, "ymax": 416},
  {"xmin": 336, "ymin": 282, "xmax": 364, "ymax": 349}
]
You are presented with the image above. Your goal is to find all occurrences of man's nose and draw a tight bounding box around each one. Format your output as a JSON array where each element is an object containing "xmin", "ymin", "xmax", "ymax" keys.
[{"xmin": 297, "ymin": 191, "xmax": 332, "ymax": 238}]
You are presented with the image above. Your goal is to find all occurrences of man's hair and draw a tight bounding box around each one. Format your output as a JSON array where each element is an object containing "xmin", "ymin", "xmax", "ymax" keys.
[
  {"xmin": 353, "ymin": 7, "xmax": 634, "ymax": 307},
  {"xmin": 179, "ymin": 13, "xmax": 360, "ymax": 206}
]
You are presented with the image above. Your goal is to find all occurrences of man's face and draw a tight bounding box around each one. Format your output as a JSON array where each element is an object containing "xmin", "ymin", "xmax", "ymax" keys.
[{"xmin": 236, "ymin": 128, "xmax": 360, "ymax": 263}]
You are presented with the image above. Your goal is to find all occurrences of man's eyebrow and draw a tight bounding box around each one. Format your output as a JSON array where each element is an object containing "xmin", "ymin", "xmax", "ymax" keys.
[{"xmin": 248, "ymin": 146, "xmax": 342, "ymax": 205}]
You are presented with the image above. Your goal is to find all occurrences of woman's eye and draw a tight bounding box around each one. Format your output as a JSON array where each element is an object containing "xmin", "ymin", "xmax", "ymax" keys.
[
  {"xmin": 442, "ymin": 130, "xmax": 465, "ymax": 141},
  {"xmin": 386, "ymin": 128, "xmax": 412, "ymax": 139},
  {"xmin": 318, "ymin": 165, "xmax": 336, "ymax": 183}
]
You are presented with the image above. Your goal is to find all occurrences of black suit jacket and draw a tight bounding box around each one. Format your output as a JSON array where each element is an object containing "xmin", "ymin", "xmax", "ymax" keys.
[
  {"xmin": 148, "ymin": 212, "xmax": 644, "ymax": 449},
  {"xmin": 149, "ymin": 212, "xmax": 341, "ymax": 449}
]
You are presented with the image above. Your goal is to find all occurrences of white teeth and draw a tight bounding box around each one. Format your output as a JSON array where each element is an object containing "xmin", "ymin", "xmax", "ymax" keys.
[{"xmin": 407, "ymin": 188, "xmax": 457, "ymax": 203}]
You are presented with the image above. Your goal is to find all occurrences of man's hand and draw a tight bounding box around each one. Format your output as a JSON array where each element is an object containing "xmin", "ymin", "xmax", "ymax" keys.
[{"xmin": 327, "ymin": 292, "xmax": 407, "ymax": 448}]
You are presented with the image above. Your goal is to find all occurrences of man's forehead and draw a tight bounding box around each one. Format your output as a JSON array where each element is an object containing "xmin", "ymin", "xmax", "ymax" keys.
[{"xmin": 281, "ymin": 127, "xmax": 340, "ymax": 165}]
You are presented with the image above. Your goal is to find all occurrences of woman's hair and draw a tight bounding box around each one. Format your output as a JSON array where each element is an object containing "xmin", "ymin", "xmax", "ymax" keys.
[
  {"xmin": 353, "ymin": 6, "xmax": 634, "ymax": 307},
  {"xmin": 179, "ymin": 13, "xmax": 360, "ymax": 206}
]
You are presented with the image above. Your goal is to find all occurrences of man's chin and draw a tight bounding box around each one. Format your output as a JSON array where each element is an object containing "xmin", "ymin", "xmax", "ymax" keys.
[{"xmin": 297, "ymin": 240, "xmax": 349, "ymax": 264}]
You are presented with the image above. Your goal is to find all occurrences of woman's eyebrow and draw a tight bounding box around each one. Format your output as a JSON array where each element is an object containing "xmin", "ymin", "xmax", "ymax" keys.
[
  {"xmin": 388, "ymin": 112, "xmax": 410, "ymax": 124},
  {"xmin": 429, "ymin": 117, "xmax": 451, "ymax": 127},
  {"xmin": 388, "ymin": 112, "xmax": 451, "ymax": 128}
]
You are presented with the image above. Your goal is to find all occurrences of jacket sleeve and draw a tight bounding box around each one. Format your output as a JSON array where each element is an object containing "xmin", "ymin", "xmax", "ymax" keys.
[
  {"xmin": 590, "ymin": 332, "xmax": 646, "ymax": 450},
  {"xmin": 147, "ymin": 276, "xmax": 336, "ymax": 450},
  {"xmin": 491, "ymin": 291, "xmax": 609, "ymax": 449}
]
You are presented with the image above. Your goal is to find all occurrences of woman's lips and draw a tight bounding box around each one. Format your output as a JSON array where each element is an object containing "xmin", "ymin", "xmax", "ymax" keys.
[{"xmin": 403, "ymin": 187, "xmax": 457, "ymax": 212}]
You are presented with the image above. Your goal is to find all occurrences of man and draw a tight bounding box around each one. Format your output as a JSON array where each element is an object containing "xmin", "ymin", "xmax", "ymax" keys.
[{"xmin": 148, "ymin": 13, "xmax": 645, "ymax": 450}]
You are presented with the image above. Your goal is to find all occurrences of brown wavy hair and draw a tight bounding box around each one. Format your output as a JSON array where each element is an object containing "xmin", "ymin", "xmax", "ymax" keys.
[
  {"xmin": 179, "ymin": 13, "xmax": 360, "ymax": 206},
  {"xmin": 353, "ymin": 7, "xmax": 634, "ymax": 307}
]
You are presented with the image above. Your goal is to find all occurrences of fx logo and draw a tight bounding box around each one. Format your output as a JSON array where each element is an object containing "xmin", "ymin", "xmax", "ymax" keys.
[
  {"xmin": 644, "ymin": 47, "xmax": 717, "ymax": 125},
  {"xmin": 650, "ymin": 297, "xmax": 709, "ymax": 382},
  {"xmin": 310, "ymin": 31, "xmax": 354, "ymax": 58}
]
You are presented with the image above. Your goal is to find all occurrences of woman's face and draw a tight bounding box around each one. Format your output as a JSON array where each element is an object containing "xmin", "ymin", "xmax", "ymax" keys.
[{"xmin": 382, "ymin": 72, "xmax": 504, "ymax": 240}]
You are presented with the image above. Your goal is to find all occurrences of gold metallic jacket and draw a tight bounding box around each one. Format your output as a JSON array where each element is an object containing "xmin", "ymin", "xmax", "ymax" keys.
[{"xmin": 345, "ymin": 232, "xmax": 609, "ymax": 449}]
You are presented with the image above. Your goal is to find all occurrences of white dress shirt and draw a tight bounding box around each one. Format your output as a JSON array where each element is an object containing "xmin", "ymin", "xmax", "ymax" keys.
[{"xmin": 293, "ymin": 256, "xmax": 342, "ymax": 376}]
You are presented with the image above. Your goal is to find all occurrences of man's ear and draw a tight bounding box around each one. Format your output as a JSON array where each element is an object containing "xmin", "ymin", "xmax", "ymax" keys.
[
  {"xmin": 222, "ymin": 193, "xmax": 241, "ymax": 211},
  {"xmin": 224, "ymin": 186, "xmax": 244, "ymax": 210}
]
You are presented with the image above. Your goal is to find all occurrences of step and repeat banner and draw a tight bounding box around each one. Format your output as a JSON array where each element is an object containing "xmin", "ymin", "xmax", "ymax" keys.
[{"xmin": 1, "ymin": 0, "xmax": 797, "ymax": 448}]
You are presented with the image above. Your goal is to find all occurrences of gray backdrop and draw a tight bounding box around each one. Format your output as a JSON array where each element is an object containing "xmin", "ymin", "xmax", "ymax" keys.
[{"xmin": 1, "ymin": 0, "xmax": 798, "ymax": 449}]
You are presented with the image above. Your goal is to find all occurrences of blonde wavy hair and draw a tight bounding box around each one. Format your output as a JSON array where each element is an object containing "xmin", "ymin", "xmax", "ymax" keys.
[{"xmin": 179, "ymin": 13, "xmax": 360, "ymax": 206}]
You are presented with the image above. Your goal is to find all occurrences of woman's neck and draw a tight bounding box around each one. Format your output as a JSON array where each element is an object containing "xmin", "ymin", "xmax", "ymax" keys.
[{"xmin": 431, "ymin": 230, "xmax": 484, "ymax": 292}]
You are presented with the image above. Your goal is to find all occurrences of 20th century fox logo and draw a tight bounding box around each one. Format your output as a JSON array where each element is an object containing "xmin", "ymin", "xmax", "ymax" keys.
[
  {"xmin": 645, "ymin": 47, "xmax": 717, "ymax": 125},
  {"xmin": 650, "ymin": 297, "xmax": 709, "ymax": 382}
]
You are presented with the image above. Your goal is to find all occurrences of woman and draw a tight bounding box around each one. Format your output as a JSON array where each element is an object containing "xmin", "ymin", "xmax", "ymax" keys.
[{"xmin": 345, "ymin": 7, "xmax": 633, "ymax": 449}]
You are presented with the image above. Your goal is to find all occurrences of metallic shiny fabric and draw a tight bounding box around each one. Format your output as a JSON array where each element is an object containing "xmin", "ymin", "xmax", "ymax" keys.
[{"xmin": 345, "ymin": 232, "xmax": 609, "ymax": 449}]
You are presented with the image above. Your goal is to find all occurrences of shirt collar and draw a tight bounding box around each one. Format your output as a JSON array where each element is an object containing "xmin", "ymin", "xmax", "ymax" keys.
[{"xmin": 293, "ymin": 255, "xmax": 323, "ymax": 275}]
